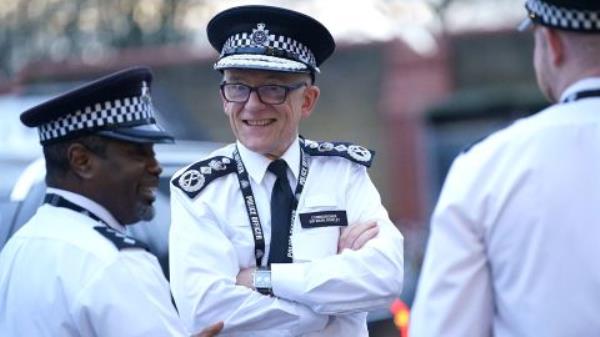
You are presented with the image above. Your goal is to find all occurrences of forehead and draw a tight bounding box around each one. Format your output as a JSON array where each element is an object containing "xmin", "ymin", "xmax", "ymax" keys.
[
  {"xmin": 105, "ymin": 138, "xmax": 152, "ymax": 154},
  {"xmin": 223, "ymin": 69, "xmax": 306, "ymax": 83}
]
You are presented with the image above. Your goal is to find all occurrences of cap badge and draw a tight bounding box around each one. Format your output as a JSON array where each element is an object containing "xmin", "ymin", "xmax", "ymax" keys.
[
  {"xmin": 141, "ymin": 81, "xmax": 151, "ymax": 105},
  {"xmin": 251, "ymin": 23, "xmax": 270, "ymax": 46}
]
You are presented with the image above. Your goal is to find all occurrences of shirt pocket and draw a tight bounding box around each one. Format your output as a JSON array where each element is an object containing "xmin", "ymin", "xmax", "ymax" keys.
[{"xmin": 292, "ymin": 194, "xmax": 342, "ymax": 262}]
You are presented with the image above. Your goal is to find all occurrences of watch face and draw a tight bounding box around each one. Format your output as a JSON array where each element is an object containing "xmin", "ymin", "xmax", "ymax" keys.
[
  {"xmin": 254, "ymin": 269, "xmax": 272, "ymax": 294},
  {"xmin": 254, "ymin": 270, "xmax": 271, "ymax": 287}
]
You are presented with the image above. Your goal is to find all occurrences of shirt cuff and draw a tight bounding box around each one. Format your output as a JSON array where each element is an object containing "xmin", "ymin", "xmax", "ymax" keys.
[{"xmin": 270, "ymin": 262, "xmax": 307, "ymax": 302}]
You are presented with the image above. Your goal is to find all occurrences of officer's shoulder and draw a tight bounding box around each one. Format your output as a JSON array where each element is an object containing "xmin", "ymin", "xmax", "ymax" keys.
[
  {"xmin": 171, "ymin": 154, "xmax": 236, "ymax": 199},
  {"xmin": 301, "ymin": 138, "xmax": 375, "ymax": 167},
  {"xmin": 460, "ymin": 117, "xmax": 530, "ymax": 155},
  {"xmin": 93, "ymin": 226, "xmax": 149, "ymax": 252},
  {"xmin": 460, "ymin": 133, "xmax": 492, "ymax": 154}
]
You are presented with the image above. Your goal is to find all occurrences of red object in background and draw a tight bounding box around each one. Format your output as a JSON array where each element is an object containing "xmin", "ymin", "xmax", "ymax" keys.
[{"xmin": 390, "ymin": 298, "xmax": 410, "ymax": 337}]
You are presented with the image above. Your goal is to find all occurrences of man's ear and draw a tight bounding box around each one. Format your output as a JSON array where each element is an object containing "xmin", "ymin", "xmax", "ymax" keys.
[
  {"xmin": 544, "ymin": 27, "xmax": 565, "ymax": 66},
  {"xmin": 67, "ymin": 143, "xmax": 95, "ymax": 179},
  {"xmin": 301, "ymin": 85, "xmax": 320, "ymax": 118}
]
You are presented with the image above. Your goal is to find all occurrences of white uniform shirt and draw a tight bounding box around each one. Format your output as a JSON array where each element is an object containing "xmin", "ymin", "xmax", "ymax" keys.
[
  {"xmin": 169, "ymin": 138, "xmax": 404, "ymax": 337},
  {"xmin": 410, "ymin": 78, "xmax": 600, "ymax": 337},
  {"xmin": 0, "ymin": 188, "xmax": 187, "ymax": 337}
]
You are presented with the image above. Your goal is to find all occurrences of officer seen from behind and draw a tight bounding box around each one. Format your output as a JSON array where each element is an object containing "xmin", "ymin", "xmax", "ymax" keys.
[{"xmin": 410, "ymin": 1, "xmax": 600, "ymax": 336}]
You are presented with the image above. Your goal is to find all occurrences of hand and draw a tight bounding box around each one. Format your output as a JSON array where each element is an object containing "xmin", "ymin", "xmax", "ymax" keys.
[
  {"xmin": 192, "ymin": 321, "xmax": 224, "ymax": 337},
  {"xmin": 338, "ymin": 221, "xmax": 379, "ymax": 253},
  {"xmin": 236, "ymin": 267, "xmax": 256, "ymax": 289}
]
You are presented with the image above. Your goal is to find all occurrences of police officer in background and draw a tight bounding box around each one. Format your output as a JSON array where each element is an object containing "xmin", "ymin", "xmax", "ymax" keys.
[
  {"xmin": 169, "ymin": 5, "xmax": 404, "ymax": 337},
  {"xmin": 0, "ymin": 67, "xmax": 222, "ymax": 337},
  {"xmin": 410, "ymin": 1, "xmax": 600, "ymax": 336}
]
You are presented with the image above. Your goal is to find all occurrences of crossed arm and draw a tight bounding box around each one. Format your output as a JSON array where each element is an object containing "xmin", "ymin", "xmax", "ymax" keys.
[
  {"xmin": 236, "ymin": 221, "xmax": 380, "ymax": 288},
  {"xmin": 169, "ymin": 166, "xmax": 403, "ymax": 335}
]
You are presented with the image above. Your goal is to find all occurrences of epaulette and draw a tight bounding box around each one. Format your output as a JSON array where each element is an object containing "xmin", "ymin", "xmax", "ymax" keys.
[
  {"xmin": 171, "ymin": 155, "xmax": 236, "ymax": 199},
  {"xmin": 94, "ymin": 226, "xmax": 149, "ymax": 251},
  {"xmin": 301, "ymin": 138, "xmax": 375, "ymax": 167}
]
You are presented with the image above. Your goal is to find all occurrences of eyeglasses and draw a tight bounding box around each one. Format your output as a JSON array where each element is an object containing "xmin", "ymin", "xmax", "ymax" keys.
[{"xmin": 220, "ymin": 82, "xmax": 307, "ymax": 105}]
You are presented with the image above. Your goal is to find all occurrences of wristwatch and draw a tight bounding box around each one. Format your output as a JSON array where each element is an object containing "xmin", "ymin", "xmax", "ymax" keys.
[{"xmin": 253, "ymin": 266, "xmax": 273, "ymax": 295}]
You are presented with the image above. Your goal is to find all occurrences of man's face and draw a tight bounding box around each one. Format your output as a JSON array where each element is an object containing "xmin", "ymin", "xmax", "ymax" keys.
[
  {"xmin": 91, "ymin": 139, "xmax": 162, "ymax": 225},
  {"xmin": 221, "ymin": 69, "xmax": 319, "ymax": 159}
]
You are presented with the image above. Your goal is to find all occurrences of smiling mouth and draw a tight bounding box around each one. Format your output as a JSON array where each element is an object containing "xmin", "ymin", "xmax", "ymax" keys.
[
  {"xmin": 140, "ymin": 186, "xmax": 157, "ymax": 204},
  {"xmin": 244, "ymin": 119, "xmax": 275, "ymax": 126}
]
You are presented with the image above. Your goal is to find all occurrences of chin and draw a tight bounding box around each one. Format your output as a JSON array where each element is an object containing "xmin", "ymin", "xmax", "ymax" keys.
[
  {"xmin": 241, "ymin": 140, "xmax": 269, "ymax": 154},
  {"xmin": 136, "ymin": 205, "xmax": 156, "ymax": 222},
  {"xmin": 243, "ymin": 138, "xmax": 291, "ymax": 157},
  {"xmin": 121, "ymin": 203, "xmax": 155, "ymax": 225}
]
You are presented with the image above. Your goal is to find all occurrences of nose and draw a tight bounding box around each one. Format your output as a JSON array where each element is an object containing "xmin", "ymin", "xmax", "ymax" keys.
[
  {"xmin": 244, "ymin": 89, "xmax": 266, "ymax": 109},
  {"xmin": 147, "ymin": 155, "xmax": 163, "ymax": 177}
]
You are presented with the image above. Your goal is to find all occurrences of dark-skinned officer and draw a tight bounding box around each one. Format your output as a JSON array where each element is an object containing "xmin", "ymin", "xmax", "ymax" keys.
[{"xmin": 0, "ymin": 67, "xmax": 222, "ymax": 337}]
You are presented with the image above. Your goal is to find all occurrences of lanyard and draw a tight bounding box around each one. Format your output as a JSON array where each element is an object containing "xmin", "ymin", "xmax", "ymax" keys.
[
  {"xmin": 561, "ymin": 89, "xmax": 600, "ymax": 103},
  {"xmin": 44, "ymin": 193, "xmax": 105, "ymax": 224},
  {"xmin": 44, "ymin": 193, "xmax": 151, "ymax": 252},
  {"xmin": 232, "ymin": 145, "xmax": 310, "ymax": 267}
]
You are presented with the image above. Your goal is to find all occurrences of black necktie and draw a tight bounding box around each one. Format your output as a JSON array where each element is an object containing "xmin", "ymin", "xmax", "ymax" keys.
[{"xmin": 267, "ymin": 159, "xmax": 294, "ymax": 264}]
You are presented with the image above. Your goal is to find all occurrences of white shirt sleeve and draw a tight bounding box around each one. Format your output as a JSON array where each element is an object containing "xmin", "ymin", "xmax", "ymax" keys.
[
  {"xmin": 271, "ymin": 165, "xmax": 404, "ymax": 314},
  {"xmin": 72, "ymin": 252, "xmax": 187, "ymax": 337},
  {"xmin": 169, "ymin": 187, "xmax": 329, "ymax": 336},
  {"xmin": 409, "ymin": 154, "xmax": 494, "ymax": 337}
]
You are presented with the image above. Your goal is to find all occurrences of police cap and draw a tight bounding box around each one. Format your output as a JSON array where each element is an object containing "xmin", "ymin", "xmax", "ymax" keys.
[
  {"xmin": 20, "ymin": 66, "xmax": 174, "ymax": 145},
  {"xmin": 207, "ymin": 5, "xmax": 335, "ymax": 74},
  {"xmin": 519, "ymin": 0, "xmax": 600, "ymax": 32}
]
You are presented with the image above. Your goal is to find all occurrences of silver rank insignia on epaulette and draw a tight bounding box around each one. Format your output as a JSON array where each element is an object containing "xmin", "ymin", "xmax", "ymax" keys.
[
  {"xmin": 178, "ymin": 170, "xmax": 205, "ymax": 193},
  {"xmin": 172, "ymin": 156, "xmax": 236, "ymax": 199},
  {"xmin": 300, "ymin": 138, "xmax": 375, "ymax": 167}
]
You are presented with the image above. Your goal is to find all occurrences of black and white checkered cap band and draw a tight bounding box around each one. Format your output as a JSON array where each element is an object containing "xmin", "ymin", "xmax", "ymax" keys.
[
  {"xmin": 38, "ymin": 95, "xmax": 155, "ymax": 142},
  {"xmin": 218, "ymin": 29, "xmax": 317, "ymax": 71},
  {"xmin": 526, "ymin": 0, "xmax": 600, "ymax": 31}
]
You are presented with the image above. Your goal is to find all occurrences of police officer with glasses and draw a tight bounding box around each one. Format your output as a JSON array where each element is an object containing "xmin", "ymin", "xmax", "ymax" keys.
[
  {"xmin": 410, "ymin": 1, "xmax": 600, "ymax": 336},
  {"xmin": 169, "ymin": 5, "xmax": 404, "ymax": 337}
]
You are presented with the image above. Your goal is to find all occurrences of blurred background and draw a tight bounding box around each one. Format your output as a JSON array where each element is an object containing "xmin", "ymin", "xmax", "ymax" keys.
[{"xmin": 0, "ymin": 0, "xmax": 549, "ymax": 335}]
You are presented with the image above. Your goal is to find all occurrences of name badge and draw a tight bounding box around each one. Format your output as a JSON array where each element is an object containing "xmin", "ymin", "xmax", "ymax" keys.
[{"xmin": 299, "ymin": 210, "xmax": 348, "ymax": 228}]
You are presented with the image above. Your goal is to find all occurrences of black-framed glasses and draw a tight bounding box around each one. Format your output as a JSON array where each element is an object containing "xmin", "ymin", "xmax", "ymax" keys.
[{"xmin": 220, "ymin": 82, "xmax": 307, "ymax": 105}]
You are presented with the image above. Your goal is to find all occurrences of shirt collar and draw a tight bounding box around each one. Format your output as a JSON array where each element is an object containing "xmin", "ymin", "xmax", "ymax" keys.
[
  {"xmin": 46, "ymin": 187, "xmax": 125, "ymax": 232},
  {"xmin": 236, "ymin": 136, "xmax": 301, "ymax": 184},
  {"xmin": 560, "ymin": 77, "xmax": 600, "ymax": 103}
]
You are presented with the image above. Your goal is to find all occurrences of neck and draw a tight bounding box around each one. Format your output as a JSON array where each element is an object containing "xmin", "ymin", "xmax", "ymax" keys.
[
  {"xmin": 555, "ymin": 69, "xmax": 600, "ymax": 101},
  {"xmin": 47, "ymin": 179, "xmax": 83, "ymax": 197},
  {"xmin": 45, "ymin": 187, "xmax": 128, "ymax": 232}
]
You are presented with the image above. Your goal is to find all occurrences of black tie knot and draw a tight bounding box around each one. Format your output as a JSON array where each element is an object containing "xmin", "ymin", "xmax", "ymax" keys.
[{"xmin": 268, "ymin": 159, "xmax": 288, "ymax": 180}]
